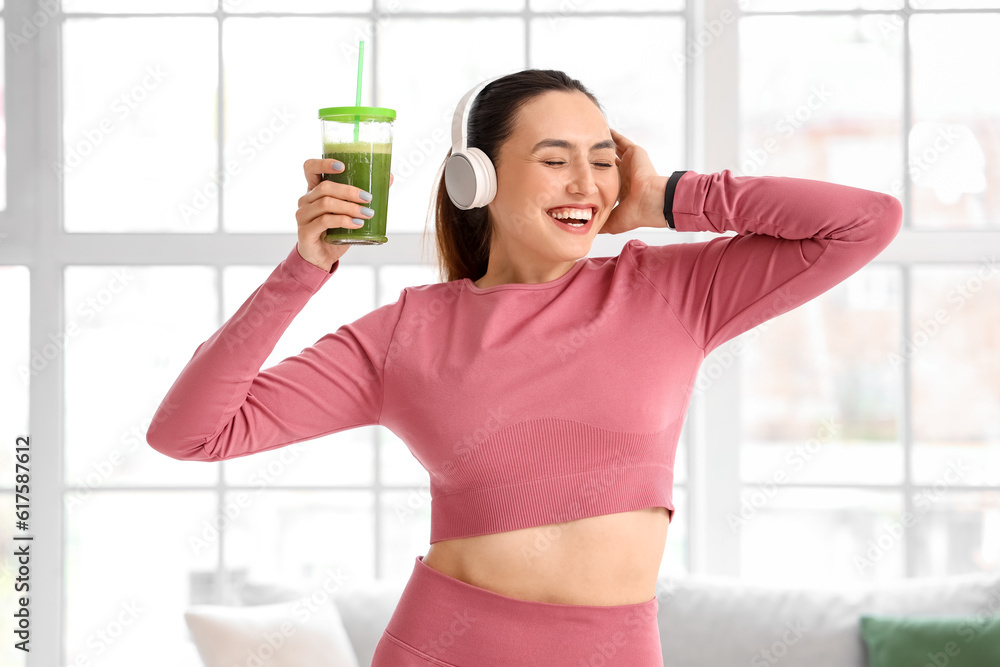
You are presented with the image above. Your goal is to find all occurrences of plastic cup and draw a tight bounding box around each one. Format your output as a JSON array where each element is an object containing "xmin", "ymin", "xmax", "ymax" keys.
[{"xmin": 318, "ymin": 106, "xmax": 396, "ymax": 245}]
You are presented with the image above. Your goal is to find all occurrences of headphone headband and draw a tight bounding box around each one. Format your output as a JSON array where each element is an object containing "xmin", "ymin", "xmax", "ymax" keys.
[{"xmin": 450, "ymin": 74, "xmax": 505, "ymax": 155}]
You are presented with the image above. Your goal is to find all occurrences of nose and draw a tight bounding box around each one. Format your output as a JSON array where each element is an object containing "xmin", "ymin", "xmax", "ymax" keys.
[{"xmin": 567, "ymin": 159, "xmax": 599, "ymax": 197}]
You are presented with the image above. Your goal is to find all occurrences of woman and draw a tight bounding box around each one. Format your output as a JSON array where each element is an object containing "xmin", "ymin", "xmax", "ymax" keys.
[{"xmin": 147, "ymin": 69, "xmax": 902, "ymax": 666}]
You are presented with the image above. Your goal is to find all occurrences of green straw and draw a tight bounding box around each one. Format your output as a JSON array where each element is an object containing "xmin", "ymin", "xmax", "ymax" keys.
[{"xmin": 354, "ymin": 40, "xmax": 365, "ymax": 142}]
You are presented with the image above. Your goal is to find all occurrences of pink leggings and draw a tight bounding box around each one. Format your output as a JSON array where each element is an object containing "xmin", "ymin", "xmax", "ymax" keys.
[{"xmin": 371, "ymin": 555, "xmax": 663, "ymax": 666}]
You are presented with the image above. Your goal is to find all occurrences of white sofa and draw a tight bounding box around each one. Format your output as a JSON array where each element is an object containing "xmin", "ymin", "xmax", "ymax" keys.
[{"xmin": 182, "ymin": 568, "xmax": 1000, "ymax": 666}]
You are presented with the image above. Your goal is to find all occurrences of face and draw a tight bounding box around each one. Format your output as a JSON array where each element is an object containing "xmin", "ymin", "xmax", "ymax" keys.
[{"xmin": 487, "ymin": 90, "xmax": 619, "ymax": 264}]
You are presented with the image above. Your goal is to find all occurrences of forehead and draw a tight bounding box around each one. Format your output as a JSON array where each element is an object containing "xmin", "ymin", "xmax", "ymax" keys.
[{"xmin": 508, "ymin": 90, "xmax": 609, "ymax": 147}]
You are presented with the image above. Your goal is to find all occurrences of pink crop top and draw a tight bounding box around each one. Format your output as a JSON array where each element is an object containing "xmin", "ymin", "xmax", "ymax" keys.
[{"xmin": 146, "ymin": 169, "xmax": 902, "ymax": 543}]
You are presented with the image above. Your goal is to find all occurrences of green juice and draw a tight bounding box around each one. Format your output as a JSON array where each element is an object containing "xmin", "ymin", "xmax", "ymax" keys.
[{"xmin": 322, "ymin": 141, "xmax": 392, "ymax": 244}]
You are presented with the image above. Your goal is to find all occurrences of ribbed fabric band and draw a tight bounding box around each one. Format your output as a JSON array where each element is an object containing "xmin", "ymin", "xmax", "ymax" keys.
[
  {"xmin": 428, "ymin": 417, "xmax": 677, "ymax": 544},
  {"xmin": 373, "ymin": 555, "xmax": 663, "ymax": 666}
]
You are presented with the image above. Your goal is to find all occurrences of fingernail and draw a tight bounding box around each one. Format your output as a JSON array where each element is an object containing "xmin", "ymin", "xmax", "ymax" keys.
[
  {"xmin": 351, "ymin": 218, "xmax": 365, "ymax": 226},
  {"xmin": 359, "ymin": 190, "xmax": 373, "ymax": 202},
  {"xmin": 331, "ymin": 160, "xmax": 344, "ymax": 170},
  {"xmin": 360, "ymin": 206, "xmax": 375, "ymax": 217}
]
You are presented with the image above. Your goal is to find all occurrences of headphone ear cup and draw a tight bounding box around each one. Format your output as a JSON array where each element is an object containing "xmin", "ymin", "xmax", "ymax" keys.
[
  {"xmin": 464, "ymin": 147, "xmax": 497, "ymax": 208},
  {"xmin": 444, "ymin": 152, "xmax": 479, "ymax": 210},
  {"xmin": 444, "ymin": 148, "xmax": 497, "ymax": 210}
]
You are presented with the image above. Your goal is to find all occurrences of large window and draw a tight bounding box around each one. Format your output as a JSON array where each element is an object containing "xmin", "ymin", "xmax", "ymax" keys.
[
  {"xmin": 2, "ymin": 1, "xmax": 998, "ymax": 665},
  {"xmin": 727, "ymin": 0, "xmax": 1000, "ymax": 586},
  {"xmin": 7, "ymin": 2, "xmax": 687, "ymax": 665}
]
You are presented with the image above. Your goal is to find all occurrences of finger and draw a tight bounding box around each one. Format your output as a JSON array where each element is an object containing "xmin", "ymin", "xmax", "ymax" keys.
[
  {"xmin": 304, "ymin": 157, "xmax": 345, "ymax": 192},
  {"xmin": 305, "ymin": 212, "xmax": 364, "ymax": 236},
  {"xmin": 609, "ymin": 128, "xmax": 635, "ymax": 156},
  {"xmin": 389, "ymin": 172, "xmax": 395, "ymax": 187},
  {"xmin": 299, "ymin": 178, "xmax": 372, "ymax": 208},
  {"xmin": 609, "ymin": 127, "xmax": 634, "ymax": 145},
  {"xmin": 297, "ymin": 196, "xmax": 372, "ymax": 227}
]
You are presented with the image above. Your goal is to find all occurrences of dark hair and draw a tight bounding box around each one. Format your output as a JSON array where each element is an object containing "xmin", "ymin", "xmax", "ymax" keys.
[{"xmin": 424, "ymin": 69, "xmax": 603, "ymax": 284}]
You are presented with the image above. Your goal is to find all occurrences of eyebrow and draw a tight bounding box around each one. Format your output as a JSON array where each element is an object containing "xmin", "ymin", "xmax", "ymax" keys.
[{"xmin": 531, "ymin": 138, "xmax": 616, "ymax": 152}]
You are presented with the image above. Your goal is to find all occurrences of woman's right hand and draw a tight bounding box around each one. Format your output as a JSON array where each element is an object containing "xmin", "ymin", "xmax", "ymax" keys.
[{"xmin": 296, "ymin": 158, "xmax": 377, "ymax": 272}]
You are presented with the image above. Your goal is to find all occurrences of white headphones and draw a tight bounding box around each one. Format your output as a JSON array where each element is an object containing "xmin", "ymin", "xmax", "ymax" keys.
[{"xmin": 444, "ymin": 75, "xmax": 506, "ymax": 210}]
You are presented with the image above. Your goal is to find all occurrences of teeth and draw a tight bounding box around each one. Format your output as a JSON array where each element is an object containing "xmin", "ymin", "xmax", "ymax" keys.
[
  {"xmin": 548, "ymin": 207, "xmax": 593, "ymax": 221},
  {"xmin": 564, "ymin": 221, "xmax": 585, "ymax": 227}
]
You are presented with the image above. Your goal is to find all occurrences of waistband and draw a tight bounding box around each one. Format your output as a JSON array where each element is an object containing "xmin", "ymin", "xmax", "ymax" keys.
[{"xmin": 382, "ymin": 555, "xmax": 663, "ymax": 666}]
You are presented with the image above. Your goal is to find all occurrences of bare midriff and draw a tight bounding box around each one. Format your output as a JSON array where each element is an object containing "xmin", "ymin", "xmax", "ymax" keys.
[{"xmin": 421, "ymin": 506, "xmax": 671, "ymax": 606}]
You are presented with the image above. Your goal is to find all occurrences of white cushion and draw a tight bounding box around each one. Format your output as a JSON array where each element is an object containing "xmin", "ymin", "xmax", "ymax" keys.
[
  {"xmin": 184, "ymin": 597, "xmax": 360, "ymax": 667},
  {"xmin": 237, "ymin": 576, "xmax": 406, "ymax": 667},
  {"xmin": 655, "ymin": 569, "xmax": 1000, "ymax": 667},
  {"xmin": 331, "ymin": 578, "xmax": 407, "ymax": 667}
]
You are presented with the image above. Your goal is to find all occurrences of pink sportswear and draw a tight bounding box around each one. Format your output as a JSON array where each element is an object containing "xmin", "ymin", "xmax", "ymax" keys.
[{"xmin": 147, "ymin": 170, "xmax": 902, "ymax": 543}]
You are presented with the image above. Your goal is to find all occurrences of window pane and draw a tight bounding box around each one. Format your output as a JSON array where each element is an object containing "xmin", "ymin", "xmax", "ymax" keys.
[
  {"xmin": 381, "ymin": 430, "xmax": 429, "ymax": 485},
  {"xmin": 531, "ymin": 16, "xmax": 685, "ymax": 177},
  {"xmin": 379, "ymin": 18, "xmax": 525, "ymax": 232},
  {"xmin": 743, "ymin": 0, "xmax": 901, "ymax": 9},
  {"xmin": 224, "ymin": 490, "xmax": 375, "ymax": 583},
  {"xmin": 65, "ymin": 491, "xmax": 217, "ymax": 667},
  {"xmin": 381, "ymin": 489, "xmax": 432, "ymax": 580},
  {"xmin": 222, "ymin": 17, "xmax": 370, "ymax": 233},
  {"xmin": 65, "ymin": 266, "xmax": 218, "ymax": 487},
  {"xmin": 221, "ymin": 263, "xmax": 381, "ymax": 486},
  {"xmin": 0, "ymin": 496, "xmax": 26, "ymax": 667},
  {"xmin": 674, "ymin": 419, "xmax": 688, "ymax": 485},
  {"xmin": 223, "ymin": 0, "xmax": 371, "ymax": 11},
  {"xmin": 63, "ymin": 0, "xmax": 217, "ymax": 11},
  {"xmin": 911, "ymin": 266, "xmax": 1000, "ymax": 486},
  {"xmin": 0, "ymin": 267, "xmax": 28, "ymax": 489},
  {"xmin": 740, "ymin": 267, "xmax": 903, "ymax": 485},
  {"xmin": 912, "ymin": 491, "xmax": 1000, "ymax": 577},
  {"xmin": 911, "ymin": 14, "xmax": 1000, "ymax": 229},
  {"xmin": 740, "ymin": 15, "xmax": 903, "ymax": 193},
  {"xmin": 531, "ymin": 0, "xmax": 683, "ymax": 9},
  {"xmin": 661, "ymin": 486, "xmax": 687, "ymax": 576},
  {"xmin": 63, "ymin": 18, "xmax": 217, "ymax": 232},
  {"xmin": 739, "ymin": 487, "xmax": 905, "ymax": 585}
]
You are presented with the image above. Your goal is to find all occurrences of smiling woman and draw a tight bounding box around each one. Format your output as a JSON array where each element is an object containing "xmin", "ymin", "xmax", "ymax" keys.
[
  {"xmin": 432, "ymin": 70, "xmax": 619, "ymax": 287},
  {"xmin": 145, "ymin": 65, "xmax": 901, "ymax": 667}
]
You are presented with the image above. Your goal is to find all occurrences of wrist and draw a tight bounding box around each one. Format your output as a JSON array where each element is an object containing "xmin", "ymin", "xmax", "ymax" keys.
[
  {"xmin": 288, "ymin": 243, "xmax": 336, "ymax": 291},
  {"xmin": 644, "ymin": 174, "xmax": 670, "ymax": 229}
]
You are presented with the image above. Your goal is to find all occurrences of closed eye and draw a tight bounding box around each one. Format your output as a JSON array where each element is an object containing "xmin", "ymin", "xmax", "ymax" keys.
[{"xmin": 544, "ymin": 161, "xmax": 615, "ymax": 168}]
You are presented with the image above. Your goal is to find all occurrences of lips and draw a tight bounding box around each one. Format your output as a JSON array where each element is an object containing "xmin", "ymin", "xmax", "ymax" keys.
[
  {"xmin": 545, "ymin": 204, "xmax": 597, "ymax": 218},
  {"xmin": 548, "ymin": 213, "xmax": 593, "ymax": 235}
]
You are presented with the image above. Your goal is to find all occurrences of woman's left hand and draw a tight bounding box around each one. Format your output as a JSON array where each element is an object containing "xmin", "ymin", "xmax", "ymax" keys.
[{"xmin": 600, "ymin": 128, "xmax": 667, "ymax": 235}]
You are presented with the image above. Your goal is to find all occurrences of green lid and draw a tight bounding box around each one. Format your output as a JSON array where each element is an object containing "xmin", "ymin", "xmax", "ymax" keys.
[{"xmin": 319, "ymin": 106, "xmax": 396, "ymax": 122}]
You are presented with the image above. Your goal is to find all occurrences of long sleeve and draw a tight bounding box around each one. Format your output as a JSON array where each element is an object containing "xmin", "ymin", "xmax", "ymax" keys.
[
  {"xmin": 629, "ymin": 169, "xmax": 903, "ymax": 353},
  {"xmin": 145, "ymin": 244, "xmax": 407, "ymax": 462}
]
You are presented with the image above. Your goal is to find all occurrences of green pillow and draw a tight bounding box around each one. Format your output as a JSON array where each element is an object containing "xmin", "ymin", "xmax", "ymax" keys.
[{"xmin": 860, "ymin": 613, "xmax": 1000, "ymax": 667}]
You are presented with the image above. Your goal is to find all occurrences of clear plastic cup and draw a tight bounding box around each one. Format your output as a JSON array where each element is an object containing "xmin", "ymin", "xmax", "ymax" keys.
[{"xmin": 318, "ymin": 106, "xmax": 396, "ymax": 245}]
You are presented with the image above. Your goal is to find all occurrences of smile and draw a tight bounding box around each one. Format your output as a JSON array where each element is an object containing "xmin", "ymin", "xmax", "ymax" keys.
[{"xmin": 546, "ymin": 206, "xmax": 596, "ymax": 234}]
